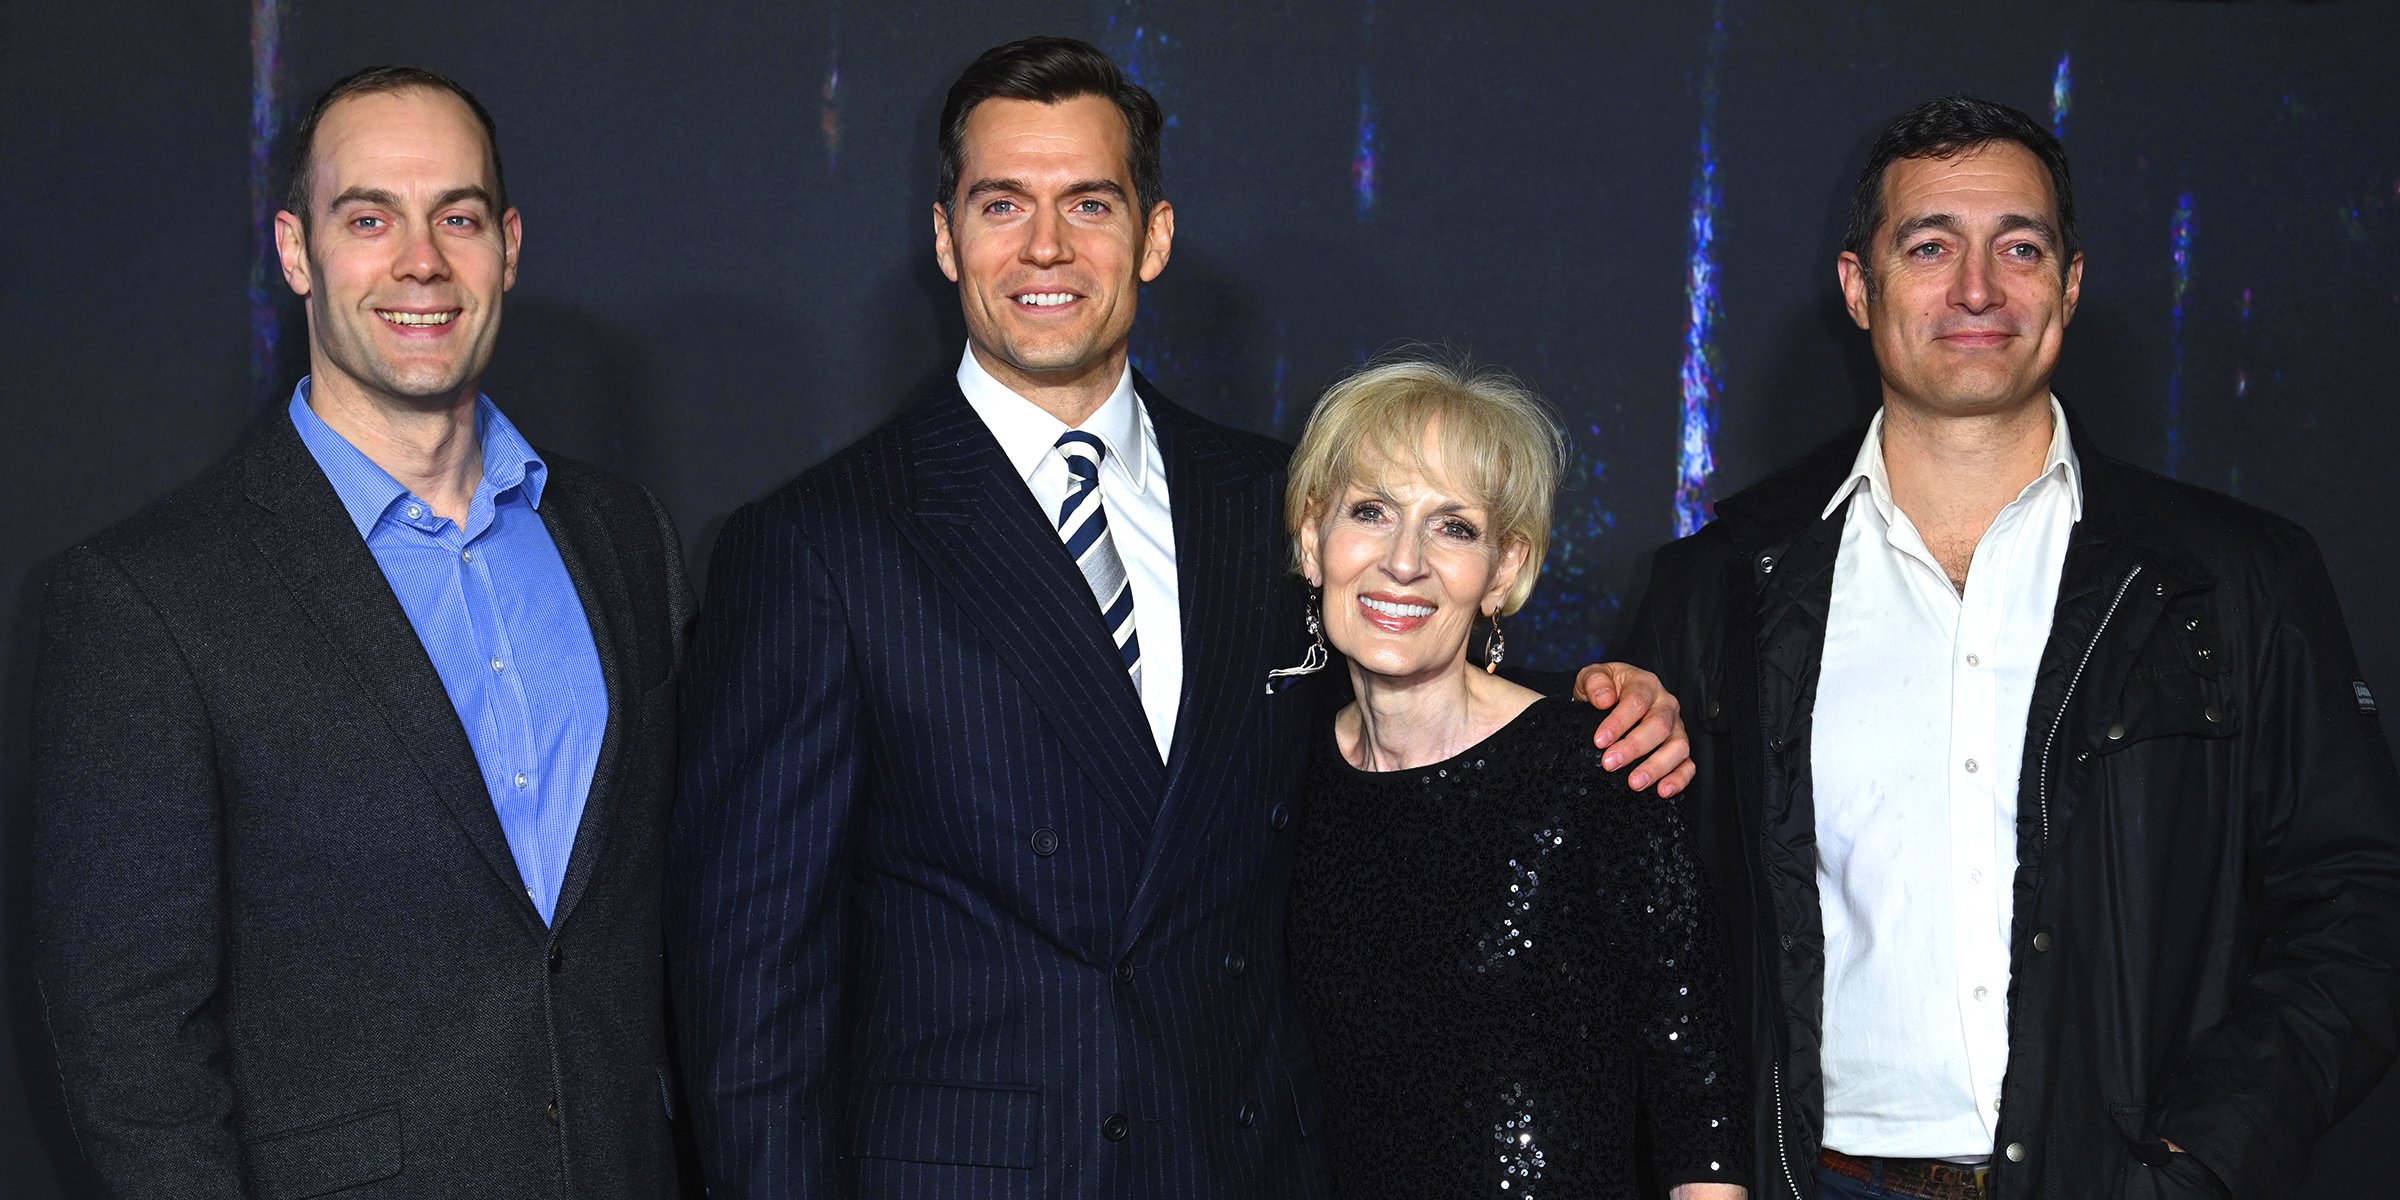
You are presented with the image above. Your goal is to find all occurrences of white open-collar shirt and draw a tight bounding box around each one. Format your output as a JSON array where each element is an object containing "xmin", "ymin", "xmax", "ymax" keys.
[
  {"xmin": 1812, "ymin": 397, "xmax": 2082, "ymax": 1159},
  {"xmin": 957, "ymin": 346, "xmax": 1183, "ymax": 759}
]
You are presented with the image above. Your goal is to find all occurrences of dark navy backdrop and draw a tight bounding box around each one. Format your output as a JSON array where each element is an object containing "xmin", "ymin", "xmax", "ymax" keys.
[{"xmin": 6, "ymin": 2, "xmax": 2395, "ymax": 1193}]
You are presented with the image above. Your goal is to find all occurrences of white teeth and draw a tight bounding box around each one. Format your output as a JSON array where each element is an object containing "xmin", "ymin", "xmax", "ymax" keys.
[
  {"xmin": 378, "ymin": 310, "xmax": 456, "ymax": 326},
  {"xmin": 1362, "ymin": 596, "xmax": 1435, "ymax": 618},
  {"xmin": 1015, "ymin": 292, "xmax": 1076, "ymax": 307}
]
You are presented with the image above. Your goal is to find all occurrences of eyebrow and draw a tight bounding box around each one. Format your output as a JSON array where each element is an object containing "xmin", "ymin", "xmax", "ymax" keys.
[
  {"xmin": 1889, "ymin": 211, "xmax": 2059, "ymax": 249},
  {"xmin": 325, "ymin": 185, "xmax": 496, "ymax": 213},
  {"xmin": 961, "ymin": 177, "xmax": 1130, "ymax": 204}
]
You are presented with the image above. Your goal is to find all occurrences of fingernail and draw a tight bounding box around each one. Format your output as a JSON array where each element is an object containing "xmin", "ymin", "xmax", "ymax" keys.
[
  {"xmin": 1632, "ymin": 773, "xmax": 1651, "ymax": 790},
  {"xmin": 1594, "ymin": 729, "xmax": 1615, "ymax": 748},
  {"xmin": 1602, "ymin": 753, "xmax": 1620, "ymax": 770}
]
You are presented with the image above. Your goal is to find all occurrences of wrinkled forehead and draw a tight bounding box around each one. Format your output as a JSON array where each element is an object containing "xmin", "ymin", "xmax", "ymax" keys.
[{"xmin": 1879, "ymin": 141, "xmax": 2058, "ymax": 233}]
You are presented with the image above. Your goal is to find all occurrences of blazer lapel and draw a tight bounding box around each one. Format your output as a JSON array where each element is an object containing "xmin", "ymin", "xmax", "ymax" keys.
[
  {"xmin": 540, "ymin": 486, "xmax": 636, "ymax": 929},
  {"xmin": 240, "ymin": 414, "xmax": 545, "ymax": 936},
  {"xmin": 1121, "ymin": 385, "xmax": 1290, "ymax": 945},
  {"xmin": 895, "ymin": 382, "xmax": 1167, "ymax": 836}
]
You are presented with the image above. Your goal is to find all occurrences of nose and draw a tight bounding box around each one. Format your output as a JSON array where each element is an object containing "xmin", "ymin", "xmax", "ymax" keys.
[
  {"xmin": 1951, "ymin": 247, "xmax": 2000, "ymax": 313},
  {"xmin": 1019, "ymin": 206, "xmax": 1074, "ymax": 269},
  {"xmin": 1379, "ymin": 524, "xmax": 1429, "ymax": 583},
  {"xmin": 392, "ymin": 218, "xmax": 451, "ymax": 284}
]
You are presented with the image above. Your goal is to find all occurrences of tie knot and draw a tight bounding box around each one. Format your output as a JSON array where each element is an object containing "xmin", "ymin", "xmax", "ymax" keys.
[{"xmin": 1056, "ymin": 430, "xmax": 1106, "ymax": 479}]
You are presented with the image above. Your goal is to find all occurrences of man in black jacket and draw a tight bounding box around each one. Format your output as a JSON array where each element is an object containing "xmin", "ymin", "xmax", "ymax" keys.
[
  {"xmin": 1614, "ymin": 96, "xmax": 2400, "ymax": 1199},
  {"xmin": 31, "ymin": 67, "xmax": 690, "ymax": 1197}
]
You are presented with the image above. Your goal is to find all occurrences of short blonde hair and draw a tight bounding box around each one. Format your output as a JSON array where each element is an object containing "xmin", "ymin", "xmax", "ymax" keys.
[{"xmin": 1285, "ymin": 356, "xmax": 1567, "ymax": 615}]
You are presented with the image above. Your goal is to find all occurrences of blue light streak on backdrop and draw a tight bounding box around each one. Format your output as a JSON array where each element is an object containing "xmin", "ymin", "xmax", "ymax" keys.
[
  {"xmin": 1354, "ymin": 2, "xmax": 1378, "ymax": 218},
  {"xmin": 2167, "ymin": 192, "xmax": 2195, "ymax": 477},
  {"xmin": 248, "ymin": 0, "xmax": 285, "ymax": 407},
  {"xmin": 2050, "ymin": 50, "xmax": 2073, "ymax": 138},
  {"xmin": 1673, "ymin": 2, "xmax": 1728, "ymax": 537},
  {"xmin": 821, "ymin": 9, "xmax": 843, "ymax": 169}
]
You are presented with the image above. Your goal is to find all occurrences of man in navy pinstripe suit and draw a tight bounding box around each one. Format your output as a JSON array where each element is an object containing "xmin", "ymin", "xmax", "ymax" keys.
[{"xmin": 669, "ymin": 37, "xmax": 1694, "ymax": 1199}]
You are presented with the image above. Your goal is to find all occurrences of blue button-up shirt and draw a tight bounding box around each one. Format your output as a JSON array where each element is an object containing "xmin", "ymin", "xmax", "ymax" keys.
[{"xmin": 289, "ymin": 380, "xmax": 608, "ymax": 925}]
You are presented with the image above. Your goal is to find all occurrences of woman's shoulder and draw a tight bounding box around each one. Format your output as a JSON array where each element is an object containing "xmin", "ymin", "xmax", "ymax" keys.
[{"xmin": 1491, "ymin": 696, "xmax": 1623, "ymax": 783}]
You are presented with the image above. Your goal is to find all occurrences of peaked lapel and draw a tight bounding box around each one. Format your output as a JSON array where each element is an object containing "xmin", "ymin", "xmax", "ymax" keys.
[
  {"xmin": 895, "ymin": 381, "xmax": 1167, "ymax": 837},
  {"xmin": 240, "ymin": 413, "xmax": 546, "ymax": 937},
  {"xmin": 539, "ymin": 478, "xmax": 637, "ymax": 930},
  {"xmin": 1118, "ymin": 385, "xmax": 1287, "ymax": 947}
]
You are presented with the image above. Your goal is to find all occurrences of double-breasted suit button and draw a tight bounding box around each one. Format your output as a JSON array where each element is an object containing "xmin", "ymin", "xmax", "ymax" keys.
[
  {"xmin": 1102, "ymin": 1113, "xmax": 1130, "ymax": 1141},
  {"xmin": 1237, "ymin": 1101, "xmax": 1256, "ymax": 1128},
  {"xmin": 1114, "ymin": 958, "xmax": 1136, "ymax": 984},
  {"xmin": 546, "ymin": 1098, "xmax": 560, "ymax": 1126},
  {"xmin": 1223, "ymin": 951, "xmax": 1247, "ymax": 978},
  {"xmin": 1270, "ymin": 803, "xmax": 1291, "ymax": 830},
  {"xmin": 1030, "ymin": 827, "xmax": 1060, "ymax": 856},
  {"xmin": 546, "ymin": 944, "xmax": 563, "ymax": 974}
]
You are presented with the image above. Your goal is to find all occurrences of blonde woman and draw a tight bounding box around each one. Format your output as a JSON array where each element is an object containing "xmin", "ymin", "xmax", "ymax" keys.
[{"xmin": 1280, "ymin": 359, "xmax": 1749, "ymax": 1199}]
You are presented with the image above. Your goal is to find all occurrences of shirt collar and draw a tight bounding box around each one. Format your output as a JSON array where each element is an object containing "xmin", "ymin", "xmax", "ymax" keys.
[
  {"xmin": 286, "ymin": 377, "xmax": 549, "ymax": 539},
  {"xmin": 1820, "ymin": 394, "xmax": 2083, "ymax": 523},
  {"xmin": 955, "ymin": 345, "xmax": 1151, "ymax": 493}
]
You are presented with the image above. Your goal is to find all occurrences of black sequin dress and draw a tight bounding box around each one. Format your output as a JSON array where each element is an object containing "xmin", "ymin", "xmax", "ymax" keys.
[{"xmin": 1288, "ymin": 696, "xmax": 1751, "ymax": 1198}]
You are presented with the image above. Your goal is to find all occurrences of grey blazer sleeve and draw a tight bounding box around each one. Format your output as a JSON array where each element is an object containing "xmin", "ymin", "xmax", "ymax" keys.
[{"xmin": 32, "ymin": 544, "xmax": 250, "ymax": 1197}]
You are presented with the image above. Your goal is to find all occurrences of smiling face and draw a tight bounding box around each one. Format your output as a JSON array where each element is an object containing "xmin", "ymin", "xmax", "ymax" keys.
[
  {"xmin": 1837, "ymin": 140, "xmax": 2081, "ymax": 422},
  {"xmin": 933, "ymin": 94, "xmax": 1172, "ymax": 413},
  {"xmin": 1299, "ymin": 434, "xmax": 1527, "ymax": 689},
  {"xmin": 274, "ymin": 88, "xmax": 519, "ymax": 413}
]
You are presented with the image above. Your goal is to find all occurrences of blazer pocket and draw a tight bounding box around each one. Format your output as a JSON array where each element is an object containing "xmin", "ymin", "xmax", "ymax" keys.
[
  {"xmin": 242, "ymin": 1104, "xmax": 403, "ymax": 1199},
  {"xmin": 844, "ymin": 1079, "xmax": 1041, "ymax": 1170}
]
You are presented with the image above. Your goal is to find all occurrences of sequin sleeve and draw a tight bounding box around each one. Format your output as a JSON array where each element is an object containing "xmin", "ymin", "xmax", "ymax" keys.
[{"xmin": 1603, "ymin": 753, "xmax": 1752, "ymax": 1191}]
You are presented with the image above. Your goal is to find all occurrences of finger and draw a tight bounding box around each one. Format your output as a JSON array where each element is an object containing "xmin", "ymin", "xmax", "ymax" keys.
[
  {"xmin": 1656, "ymin": 761, "xmax": 1697, "ymax": 798},
  {"xmin": 1625, "ymin": 729, "xmax": 1693, "ymax": 793},
  {"xmin": 1574, "ymin": 663, "xmax": 1617, "ymax": 706},
  {"xmin": 1599, "ymin": 702, "xmax": 1670, "ymax": 770},
  {"xmin": 1591, "ymin": 687, "xmax": 1655, "ymax": 754}
]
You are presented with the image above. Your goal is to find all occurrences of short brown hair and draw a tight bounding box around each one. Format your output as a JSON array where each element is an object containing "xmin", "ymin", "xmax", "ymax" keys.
[
  {"xmin": 1285, "ymin": 357, "xmax": 1567, "ymax": 615},
  {"xmin": 937, "ymin": 37, "xmax": 1164, "ymax": 218},
  {"xmin": 282, "ymin": 65, "xmax": 506, "ymax": 226}
]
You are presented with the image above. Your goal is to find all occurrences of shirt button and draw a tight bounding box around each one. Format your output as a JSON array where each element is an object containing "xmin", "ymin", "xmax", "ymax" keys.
[
  {"xmin": 1101, "ymin": 1113, "xmax": 1129, "ymax": 1142},
  {"xmin": 1965, "ymin": 653, "xmax": 1981, "ymax": 667},
  {"xmin": 1967, "ymin": 868, "xmax": 1983, "ymax": 884},
  {"xmin": 491, "ymin": 657, "xmax": 505, "ymax": 673},
  {"xmin": 406, "ymin": 504, "xmax": 423, "ymax": 520},
  {"xmin": 515, "ymin": 771, "xmax": 529, "ymax": 789},
  {"xmin": 1964, "ymin": 758, "xmax": 1979, "ymax": 773},
  {"xmin": 462, "ymin": 549, "xmax": 473, "ymax": 562},
  {"xmin": 1974, "ymin": 985, "xmax": 1990, "ymax": 1001}
]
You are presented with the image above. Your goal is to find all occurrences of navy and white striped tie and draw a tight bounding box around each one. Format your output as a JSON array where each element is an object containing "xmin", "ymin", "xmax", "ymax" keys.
[{"xmin": 1054, "ymin": 431, "xmax": 1142, "ymax": 688}]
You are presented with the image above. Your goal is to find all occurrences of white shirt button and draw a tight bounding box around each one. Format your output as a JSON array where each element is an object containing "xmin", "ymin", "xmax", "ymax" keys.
[
  {"xmin": 1968, "ymin": 868, "xmax": 1984, "ymax": 884},
  {"xmin": 491, "ymin": 657, "xmax": 505, "ymax": 673},
  {"xmin": 1974, "ymin": 985, "xmax": 1990, "ymax": 1001},
  {"xmin": 462, "ymin": 549, "xmax": 473, "ymax": 563},
  {"xmin": 1965, "ymin": 758, "xmax": 1980, "ymax": 773},
  {"xmin": 514, "ymin": 771, "xmax": 529, "ymax": 789},
  {"xmin": 1965, "ymin": 652, "xmax": 1981, "ymax": 667},
  {"xmin": 405, "ymin": 504, "xmax": 423, "ymax": 520}
]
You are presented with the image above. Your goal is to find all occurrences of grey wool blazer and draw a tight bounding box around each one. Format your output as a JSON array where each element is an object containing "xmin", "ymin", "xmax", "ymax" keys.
[{"xmin": 31, "ymin": 407, "xmax": 693, "ymax": 1199}]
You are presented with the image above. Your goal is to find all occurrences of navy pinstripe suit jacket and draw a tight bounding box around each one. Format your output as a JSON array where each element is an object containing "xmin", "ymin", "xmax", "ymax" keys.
[{"xmin": 670, "ymin": 377, "xmax": 1337, "ymax": 1199}]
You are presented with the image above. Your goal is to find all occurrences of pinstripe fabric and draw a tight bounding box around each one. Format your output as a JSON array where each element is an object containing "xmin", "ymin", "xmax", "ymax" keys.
[
  {"xmin": 671, "ymin": 377, "xmax": 1336, "ymax": 1199},
  {"xmin": 1053, "ymin": 431, "xmax": 1141, "ymax": 684}
]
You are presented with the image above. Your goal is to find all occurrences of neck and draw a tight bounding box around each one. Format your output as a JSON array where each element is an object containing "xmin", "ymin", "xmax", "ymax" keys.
[
  {"xmin": 306, "ymin": 367, "xmax": 484, "ymax": 526},
  {"xmin": 1879, "ymin": 391, "xmax": 2056, "ymax": 536},
  {"xmin": 972, "ymin": 342, "xmax": 1127, "ymax": 428},
  {"xmin": 1340, "ymin": 655, "xmax": 1533, "ymax": 772}
]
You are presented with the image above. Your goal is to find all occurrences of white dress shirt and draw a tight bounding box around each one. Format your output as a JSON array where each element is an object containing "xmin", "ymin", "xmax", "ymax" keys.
[
  {"xmin": 1812, "ymin": 398, "xmax": 2082, "ymax": 1158},
  {"xmin": 956, "ymin": 347, "xmax": 1183, "ymax": 759}
]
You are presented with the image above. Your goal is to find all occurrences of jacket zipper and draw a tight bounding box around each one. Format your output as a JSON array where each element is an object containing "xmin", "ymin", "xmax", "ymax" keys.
[
  {"xmin": 1773, "ymin": 1060, "xmax": 1802, "ymax": 1198},
  {"xmin": 2036, "ymin": 564, "xmax": 2142, "ymax": 846}
]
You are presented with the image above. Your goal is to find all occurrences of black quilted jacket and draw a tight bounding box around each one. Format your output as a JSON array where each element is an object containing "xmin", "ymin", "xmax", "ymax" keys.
[{"xmin": 1620, "ymin": 424, "xmax": 2400, "ymax": 1200}]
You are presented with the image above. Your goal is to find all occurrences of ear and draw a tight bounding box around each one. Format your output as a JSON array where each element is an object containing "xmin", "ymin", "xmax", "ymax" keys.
[
  {"xmin": 500, "ymin": 207, "xmax": 523, "ymax": 291},
  {"xmin": 1297, "ymin": 506, "xmax": 1324, "ymax": 588},
  {"xmin": 2061, "ymin": 249, "xmax": 2084, "ymax": 326},
  {"xmin": 932, "ymin": 204, "xmax": 961, "ymax": 283},
  {"xmin": 274, "ymin": 210, "xmax": 313, "ymax": 298},
  {"xmin": 1836, "ymin": 251, "xmax": 1872, "ymax": 330},
  {"xmin": 1485, "ymin": 537, "xmax": 1531, "ymax": 616},
  {"xmin": 1137, "ymin": 200, "xmax": 1174, "ymax": 283}
]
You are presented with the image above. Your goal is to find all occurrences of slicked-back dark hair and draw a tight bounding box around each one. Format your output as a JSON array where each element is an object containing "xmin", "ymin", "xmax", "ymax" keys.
[
  {"xmin": 283, "ymin": 65, "xmax": 506, "ymax": 227},
  {"xmin": 1844, "ymin": 95, "xmax": 2075, "ymax": 295},
  {"xmin": 937, "ymin": 36, "xmax": 1164, "ymax": 217}
]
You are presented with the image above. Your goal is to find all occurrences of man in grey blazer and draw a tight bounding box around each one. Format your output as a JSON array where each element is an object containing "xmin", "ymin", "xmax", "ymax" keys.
[{"xmin": 31, "ymin": 66, "xmax": 690, "ymax": 1198}]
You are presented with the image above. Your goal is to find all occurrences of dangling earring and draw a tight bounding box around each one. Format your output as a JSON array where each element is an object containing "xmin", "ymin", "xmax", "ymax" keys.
[
  {"xmin": 1266, "ymin": 591, "xmax": 1331, "ymax": 693},
  {"xmin": 1483, "ymin": 611, "xmax": 1505, "ymax": 674}
]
